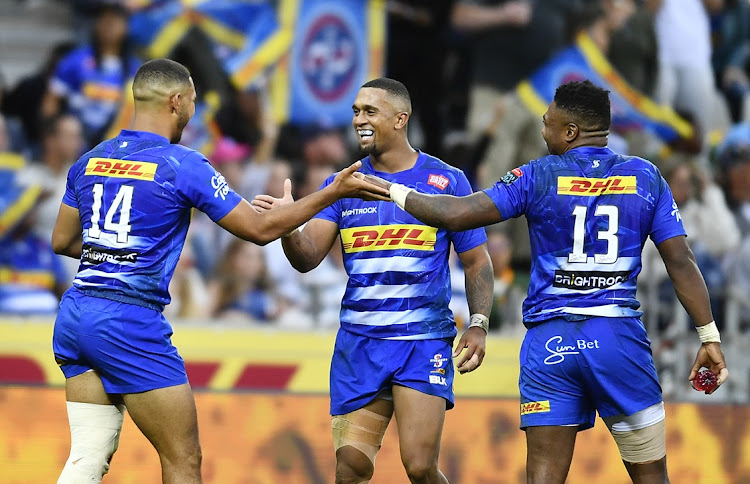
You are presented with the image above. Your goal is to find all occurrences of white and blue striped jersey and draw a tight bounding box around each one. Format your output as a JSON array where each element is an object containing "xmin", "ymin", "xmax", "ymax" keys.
[
  {"xmin": 316, "ymin": 152, "xmax": 487, "ymax": 340},
  {"xmin": 62, "ymin": 129, "xmax": 242, "ymax": 309},
  {"xmin": 484, "ymin": 146, "xmax": 685, "ymax": 325}
]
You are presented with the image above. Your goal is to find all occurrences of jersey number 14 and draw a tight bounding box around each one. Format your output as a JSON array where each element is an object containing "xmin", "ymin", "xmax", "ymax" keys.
[
  {"xmin": 568, "ymin": 205, "xmax": 618, "ymax": 264},
  {"xmin": 88, "ymin": 183, "xmax": 133, "ymax": 243}
]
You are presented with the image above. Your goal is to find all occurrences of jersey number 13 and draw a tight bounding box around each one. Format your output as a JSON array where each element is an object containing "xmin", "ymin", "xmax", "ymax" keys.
[{"xmin": 568, "ymin": 205, "xmax": 618, "ymax": 264}]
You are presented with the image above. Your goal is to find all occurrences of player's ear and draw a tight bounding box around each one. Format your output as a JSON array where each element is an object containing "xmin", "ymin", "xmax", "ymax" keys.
[
  {"xmin": 565, "ymin": 123, "xmax": 579, "ymax": 141},
  {"xmin": 395, "ymin": 111, "xmax": 409, "ymax": 130},
  {"xmin": 169, "ymin": 92, "xmax": 181, "ymax": 114}
]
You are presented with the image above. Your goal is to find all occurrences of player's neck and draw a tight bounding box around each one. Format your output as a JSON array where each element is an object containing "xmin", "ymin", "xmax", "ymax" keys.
[
  {"xmin": 369, "ymin": 143, "xmax": 419, "ymax": 174},
  {"xmin": 564, "ymin": 134, "xmax": 608, "ymax": 153},
  {"xmin": 131, "ymin": 113, "xmax": 174, "ymax": 143}
]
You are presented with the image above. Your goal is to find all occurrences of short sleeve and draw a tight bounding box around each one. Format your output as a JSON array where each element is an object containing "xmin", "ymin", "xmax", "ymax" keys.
[
  {"xmin": 175, "ymin": 153, "xmax": 242, "ymax": 222},
  {"xmin": 649, "ymin": 173, "xmax": 687, "ymax": 245},
  {"xmin": 61, "ymin": 163, "xmax": 79, "ymax": 208},
  {"xmin": 482, "ymin": 164, "xmax": 534, "ymax": 220},
  {"xmin": 312, "ymin": 175, "xmax": 341, "ymax": 225},
  {"xmin": 449, "ymin": 170, "xmax": 487, "ymax": 253}
]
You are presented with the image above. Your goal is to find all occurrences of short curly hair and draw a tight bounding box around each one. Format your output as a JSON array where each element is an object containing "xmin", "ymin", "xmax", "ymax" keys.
[
  {"xmin": 554, "ymin": 80, "xmax": 611, "ymax": 131},
  {"xmin": 362, "ymin": 77, "xmax": 412, "ymax": 112}
]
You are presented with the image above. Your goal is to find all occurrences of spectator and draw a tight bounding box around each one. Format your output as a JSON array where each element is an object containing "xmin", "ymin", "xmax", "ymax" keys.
[
  {"xmin": 608, "ymin": 0, "xmax": 660, "ymax": 96},
  {"xmin": 208, "ymin": 239, "xmax": 281, "ymax": 323},
  {"xmin": 711, "ymin": 0, "xmax": 750, "ymax": 122},
  {"xmin": 387, "ymin": 1, "xmax": 455, "ymax": 158},
  {"xmin": 486, "ymin": 230, "xmax": 524, "ymax": 335},
  {"xmin": 451, "ymin": 0, "xmax": 568, "ymax": 186},
  {"xmin": 0, "ymin": 169, "xmax": 66, "ymax": 315},
  {"xmin": 18, "ymin": 114, "xmax": 84, "ymax": 281},
  {"xmin": 43, "ymin": 2, "xmax": 140, "ymax": 148},
  {"xmin": 2, "ymin": 41, "xmax": 76, "ymax": 156},
  {"xmin": 655, "ymin": 0, "xmax": 730, "ymax": 147}
]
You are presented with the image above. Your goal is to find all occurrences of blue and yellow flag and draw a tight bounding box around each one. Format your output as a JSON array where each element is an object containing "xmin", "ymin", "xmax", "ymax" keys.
[
  {"xmin": 129, "ymin": 0, "xmax": 290, "ymax": 91},
  {"xmin": 270, "ymin": 0, "xmax": 385, "ymax": 127},
  {"xmin": 517, "ymin": 33, "xmax": 693, "ymax": 143}
]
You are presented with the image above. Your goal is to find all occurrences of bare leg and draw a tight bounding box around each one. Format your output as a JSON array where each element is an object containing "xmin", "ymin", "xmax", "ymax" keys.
[
  {"xmin": 335, "ymin": 398, "xmax": 393, "ymax": 484},
  {"xmin": 525, "ymin": 426, "xmax": 578, "ymax": 484},
  {"xmin": 392, "ymin": 385, "xmax": 448, "ymax": 484},
  {"xmin": 123, "ymin": 383, "xmax": 202, "ymax": 484},
  {"xmin": 624, "ymin": 457, "xmax": 670, "ymax": 484}
]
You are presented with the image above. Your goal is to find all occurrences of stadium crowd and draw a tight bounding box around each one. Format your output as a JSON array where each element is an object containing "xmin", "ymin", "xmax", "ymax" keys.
[{"xmin": 1, "ymin": 0, "xmax": 749, "ymax": 397}]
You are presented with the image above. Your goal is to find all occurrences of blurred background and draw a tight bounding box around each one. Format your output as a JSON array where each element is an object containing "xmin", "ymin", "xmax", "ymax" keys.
[{"xmin": 0, "ymin": 0, "xmax": 749, "ymax": 482}]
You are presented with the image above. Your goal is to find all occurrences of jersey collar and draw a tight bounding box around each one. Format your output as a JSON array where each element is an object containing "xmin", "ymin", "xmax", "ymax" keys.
[
  {"xmin": 117, "ymin": 129, "xmax": 170, "ymax": 144},
  {"xmin": 567, "ymin": 146, "xmax": 615, "ymax": 157}
]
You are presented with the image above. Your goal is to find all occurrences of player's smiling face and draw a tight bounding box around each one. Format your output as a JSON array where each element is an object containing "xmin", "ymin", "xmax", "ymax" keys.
[{"xmin": 352, "ymin": 87, "xmax": 400, "ymax": 156}]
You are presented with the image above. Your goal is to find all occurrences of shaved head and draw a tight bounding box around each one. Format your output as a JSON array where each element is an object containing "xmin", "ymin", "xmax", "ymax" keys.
[
  {"xmin": 132, "ymin": 58, "xmax": 192, "ymax": 106},
  {"xmin": 361, "ymin": 78, "xmax": 412, "ymax": 115}
]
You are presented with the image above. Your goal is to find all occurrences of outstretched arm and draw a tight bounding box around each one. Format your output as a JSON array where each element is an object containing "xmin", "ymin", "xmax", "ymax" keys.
[
  {"xmin": 252, "ymin": 179, "xmax": 340, "ymax": 272},
  {"xmin": 657, "ymin": 235, "xmax": 729, "ymax": 393},
  {"xmin": 219, "ymin": 161, "xmax": 388, "ymax": 245},
  {"xmin": 363, "ymin": 174, "xmax": 503, "ymax": 231},
  {"xmin": 453, "ymin": 244, "xmax": 494, "ymax": 374}
]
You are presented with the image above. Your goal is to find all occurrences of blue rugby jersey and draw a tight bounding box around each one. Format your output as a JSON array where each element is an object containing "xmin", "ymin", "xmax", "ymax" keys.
[
  {"xmin": 316, "ymin": 152, "xmax": 487, "ymax": 340},
  {"xmin": 62, "ymin": 129, "xmax": 242, "ymax": 308},
  {"xmin": 484, "ymin": 146, "xmax": 685, "ymax": 325}
]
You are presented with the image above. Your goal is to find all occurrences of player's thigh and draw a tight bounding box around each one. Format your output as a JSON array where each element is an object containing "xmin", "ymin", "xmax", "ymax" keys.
[
  {"xmin": 333, "ymin": 397, "xmax": 393, "ymax": 477},
  {"xmin": 392, "ymin": 385, "xmax": 445, "ymax": 462},
  {"xmin": 525, "ymin": 425, "xmax": 578, "ymax": 484},
  {"xmin": 66, "ymin": 370, "xmax": 119, "ymax": 405},
  {"xmin": 122, "ymin": 383, "xmax": 200, "ymax": 459}
]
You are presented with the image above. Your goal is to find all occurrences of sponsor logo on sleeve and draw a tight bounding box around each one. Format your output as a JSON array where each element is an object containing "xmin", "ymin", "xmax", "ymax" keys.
[
  {"xmin": 85, "ymin": 158, "xmax": 157, "ymax": 181},
  {"xmin": 501, "ymin": 168, "xmax": 523, "ymax": 185},
  {"xmin": 340, "ymin": 224, "xmax": 437, "ymax": 253},
  {"xmin": 520, "ymin": 400, "xmax": 551, "ymax": 415},
  {"xmin": 557, "ymin": 176, "xmax": 636, "ymax": 196},
  {"xmin": 211, "ymin": 172, "xmax": 229, "ymax": 200},
  {"xmin": 428, "ymin": 174, "xmax": 450, "ymax": 190}
]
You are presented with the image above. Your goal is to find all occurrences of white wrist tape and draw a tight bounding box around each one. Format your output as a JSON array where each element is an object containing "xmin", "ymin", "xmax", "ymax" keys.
[
  {"xmin": 696, "ymin": 321, "xmax": 721, "ymax": 344},
  {"xmin": 468, "ymin": 313, "xmax": 489, "ymax": 333},
  {"xmin": 389, "ymin": 183, "xmax": 413, "ymax": 210}
]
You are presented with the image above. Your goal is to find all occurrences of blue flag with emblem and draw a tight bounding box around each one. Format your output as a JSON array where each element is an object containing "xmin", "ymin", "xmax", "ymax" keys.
[
  {"xmin": 270, "ymin": 0, "xmax": 385, "ymax": 127},
  {"xmin": 516, "ymin": 32, "xmax": 693, "ymax": 144}
]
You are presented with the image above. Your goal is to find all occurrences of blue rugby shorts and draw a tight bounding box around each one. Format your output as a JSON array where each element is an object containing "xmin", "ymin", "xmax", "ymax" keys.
[
  {"xmin": 519, "ymin": 316, "xmax": 662, "ymax": 430},
  {"xmin": 330, "ymin": 328, "xmax": 455, "ymax": 415},
  {"xmin": 53, "ymin": 287, "xmax": 188, "ymax": 394}
]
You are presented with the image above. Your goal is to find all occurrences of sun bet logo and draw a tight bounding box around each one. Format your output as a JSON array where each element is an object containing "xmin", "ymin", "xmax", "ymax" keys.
[
  {"xmin": 520, "ymin": 400, "xmax": 551, "ymax": 415},
  {"xmin": 428, "ymin": 174, "xmax": 449, "ymax": 190},
  {"xmin": 340, "ymin": 224, "xmax": 437, "ymax": 253},
  {"xmin": 85, "ymin": 158, "xmax": 157, "ymax": 181},
  {"xmin": 557, "ymin": 176, "xmax": 636, "ymax": 196}
]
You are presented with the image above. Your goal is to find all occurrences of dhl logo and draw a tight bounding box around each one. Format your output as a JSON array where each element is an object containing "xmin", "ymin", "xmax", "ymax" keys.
[
  {"xmin": 85, "ymin": 158, "xmax": 158, "ymax": 181},
  {"xmin": 520, "ymin": 400, "xmax": 551, "ymax": 415},
  {"xmin": 340, "ymin": 224, "xmax": 437, "ymax": 253},
  {"xmin": 557, "ymin": 176, "xmax": 637, "ymax": 196}
]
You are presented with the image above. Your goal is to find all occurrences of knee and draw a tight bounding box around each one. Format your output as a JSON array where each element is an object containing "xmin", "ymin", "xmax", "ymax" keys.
[
  {"xmin": 335, "ymin": 447, "xmax": 374, "ymax": 484},
  {"xmin": 402, "ymin": 456, "xmax": 438, "ymax": 483},
  {"xmin": 165, "ymin": 440, "xmax": 202, "ymax": 470}
]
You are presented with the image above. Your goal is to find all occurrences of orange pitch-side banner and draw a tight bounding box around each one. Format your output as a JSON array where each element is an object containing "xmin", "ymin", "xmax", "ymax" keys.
[{"xmin": 1, "ymin": 388, "xmax": 749, "ymax": 483}]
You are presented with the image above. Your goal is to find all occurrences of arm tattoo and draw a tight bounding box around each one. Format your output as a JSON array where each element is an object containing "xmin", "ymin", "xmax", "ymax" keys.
[{"xmin": 465, "ymin": 257, "xmax": 494, "ymax": 317}]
